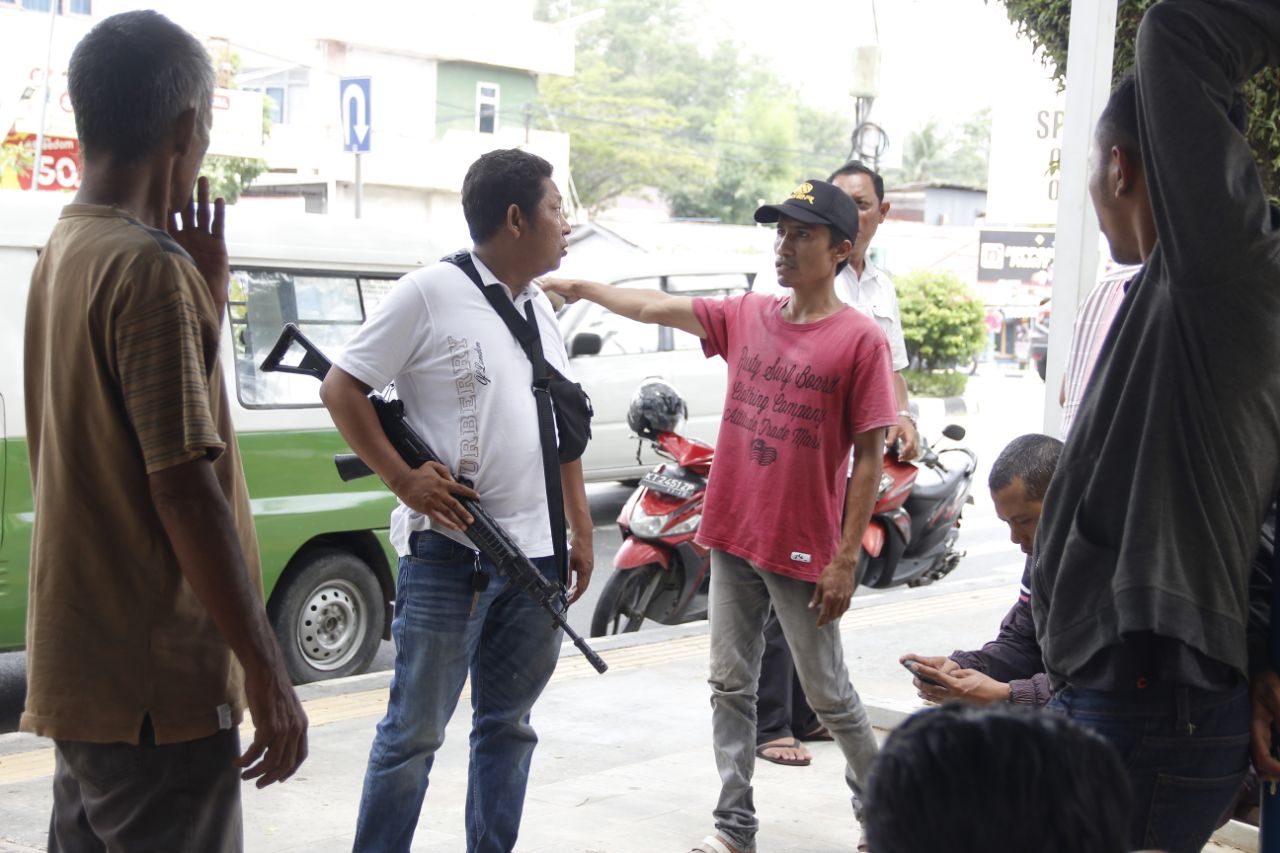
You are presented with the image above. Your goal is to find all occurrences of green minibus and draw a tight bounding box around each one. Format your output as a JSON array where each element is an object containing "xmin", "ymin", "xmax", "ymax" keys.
[{"xmin": 0, "ymin": 194, "xmax": 440, "ymax": 683}]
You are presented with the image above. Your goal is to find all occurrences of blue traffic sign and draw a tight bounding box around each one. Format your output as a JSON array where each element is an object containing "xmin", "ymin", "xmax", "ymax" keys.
[{"xmin": 340, "ymin": 77, "xmax": 371, "ymax": 153}]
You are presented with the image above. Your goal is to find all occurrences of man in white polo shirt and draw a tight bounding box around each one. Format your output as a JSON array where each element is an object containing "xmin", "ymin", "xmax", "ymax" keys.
[{"xmin": 320, "ymin": 149, "xmax": 593, "ymax": 853}]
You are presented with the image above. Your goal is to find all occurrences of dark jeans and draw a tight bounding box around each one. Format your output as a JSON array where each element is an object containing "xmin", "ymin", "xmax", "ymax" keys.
[
  {"xmin": 50, "ymin": 720, "xmax": 242, "ymax": 853},
  {"xmin": 1049, "ymin": 679, "xmax": 1250, "ymax": 853},
  {"xmin": 756, "ymin": 610, "xmax": 819, "ymax": 746}
]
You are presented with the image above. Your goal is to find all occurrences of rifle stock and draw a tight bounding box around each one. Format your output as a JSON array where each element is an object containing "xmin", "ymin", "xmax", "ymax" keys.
[
  {"xmin": 335, "ymin": 453, "xmax": 375, "ymax": 482},
  {"xmin": 260, "ymin": 323, "xmax": 608, "ymax": 674}
]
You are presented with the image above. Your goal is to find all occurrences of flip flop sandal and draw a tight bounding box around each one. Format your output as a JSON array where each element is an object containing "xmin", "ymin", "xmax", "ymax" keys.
[
  {"xmin": 755, "ymin": 738, "xmax": 811, "ymax": 766},
  {"xmin": 798, "ymin": 724, "xmax": 834, "ymax": 742}
]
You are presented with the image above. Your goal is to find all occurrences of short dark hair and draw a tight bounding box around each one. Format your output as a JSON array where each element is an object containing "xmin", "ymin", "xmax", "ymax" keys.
[
  {"xmin": 988, "ymin": 433, "xmax": 1063, "ymax": 500},
  {"xmin": 828, "ymin": 160, "xmax": 885, "ymax": 203},
  {"xmin": 828, "ymin": 226, "xmax": 852, "ymax": 276},
  {"xmin": 461, "ymin": 149, "xmax": 554, "ymax": 243},
  {"xmin": 68, "ymin": 11, "xmax": 214, "ymax": 164},
  {"xmin": 1095, "ymin": 72, "xmax": 1141, "ymax": 169},
  {"xmin": 865, "ymin": 705, "xmax": 1132, "ymax": 853}
]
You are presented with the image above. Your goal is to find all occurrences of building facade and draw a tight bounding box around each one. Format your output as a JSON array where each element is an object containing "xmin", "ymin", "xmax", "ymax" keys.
[{"xmin": 1, "ymin": 1, "xmax": 576, "ymax": 244}]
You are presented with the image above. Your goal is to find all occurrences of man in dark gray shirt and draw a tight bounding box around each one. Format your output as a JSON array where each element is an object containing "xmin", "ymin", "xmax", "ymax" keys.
[{"xmin": 1031, "ymin": 3, "xmax": 1280, "ymax": 851}]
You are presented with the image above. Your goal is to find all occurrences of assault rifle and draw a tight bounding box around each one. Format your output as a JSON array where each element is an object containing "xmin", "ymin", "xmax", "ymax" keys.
[{"xmin": 260, "ymin": 323, "xmax": 608, "ymax": 674}]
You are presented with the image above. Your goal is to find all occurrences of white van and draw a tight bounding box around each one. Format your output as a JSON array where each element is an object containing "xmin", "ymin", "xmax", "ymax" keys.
[{"xmin": 554, "ymin": 253, "xmax": 760, "ymax": 481}]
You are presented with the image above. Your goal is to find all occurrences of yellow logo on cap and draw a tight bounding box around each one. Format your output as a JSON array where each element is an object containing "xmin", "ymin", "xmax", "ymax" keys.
[{"xmin": 789, "ymin": 182, "xmax": 816, "ymax": 204}]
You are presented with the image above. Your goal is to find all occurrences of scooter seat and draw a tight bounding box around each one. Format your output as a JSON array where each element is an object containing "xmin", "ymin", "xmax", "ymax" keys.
[{"xmin": 907, "ymin": 466, "xmax": 967, "ymax": 503}]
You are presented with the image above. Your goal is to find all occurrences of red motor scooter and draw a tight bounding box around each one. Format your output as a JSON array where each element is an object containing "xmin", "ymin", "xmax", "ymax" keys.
[
  {"xmin": 590, "ymin": 429, "xmax": 712, "ymax": 637},
  {"xmin": 856, "ymin": 425, "xmax": 977, "ymax": 588},
  {"xmin": 591, "ymin": 382, "xmax": 977, "ymax": 636}
]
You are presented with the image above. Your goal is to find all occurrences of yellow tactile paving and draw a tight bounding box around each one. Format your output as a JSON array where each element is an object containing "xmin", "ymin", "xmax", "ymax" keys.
[
  {"xmin": 0, "ymin": 584, "xmax": 1009, "ymax": 786},
  {"xmin": 0, "ymin": 748, "xmax": 55, "ymax": 785}
]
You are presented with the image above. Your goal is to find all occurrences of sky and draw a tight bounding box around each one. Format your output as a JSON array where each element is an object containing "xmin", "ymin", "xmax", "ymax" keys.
[{"xmin": 706, "ymin": 0, "xmax": 1057, "ymax": 167}]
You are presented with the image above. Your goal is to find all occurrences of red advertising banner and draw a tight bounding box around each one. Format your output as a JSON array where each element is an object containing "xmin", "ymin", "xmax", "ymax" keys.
[{"xmin": 1, "ymin": 132, "xmax": 81, "ymax": 191}]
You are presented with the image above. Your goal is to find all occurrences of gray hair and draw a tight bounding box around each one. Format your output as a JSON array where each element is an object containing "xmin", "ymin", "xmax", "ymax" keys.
[
  {"xmin": 988, "ymin": 434, "xmax": 1063, "ymax": 501},
  {"xmin": 68, "ymin": 10, "xmax": 214, "ymax": 164}
]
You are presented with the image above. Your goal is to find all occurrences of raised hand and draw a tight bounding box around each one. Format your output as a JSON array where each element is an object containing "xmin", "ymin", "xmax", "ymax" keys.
[{"xmin": 169, "ymin": 176, "xmax": 229, "ymax": 308}]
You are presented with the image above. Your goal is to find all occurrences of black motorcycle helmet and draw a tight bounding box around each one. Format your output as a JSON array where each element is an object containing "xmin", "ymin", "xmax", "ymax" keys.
[{"xmin": 627, "ymin": 379, "xmax": 688, "ymax": 439}]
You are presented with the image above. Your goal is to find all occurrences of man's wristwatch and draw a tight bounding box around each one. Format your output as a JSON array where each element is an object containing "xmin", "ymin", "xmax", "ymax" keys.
[{"xmin": 897, "ymin": 410, "xmax": 916, "ymax": 425}]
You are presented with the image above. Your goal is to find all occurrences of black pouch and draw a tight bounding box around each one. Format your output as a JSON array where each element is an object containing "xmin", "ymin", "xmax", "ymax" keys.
[{"xmin": 544, "ymin": 367, "xmax": 593, "ymax": 463}]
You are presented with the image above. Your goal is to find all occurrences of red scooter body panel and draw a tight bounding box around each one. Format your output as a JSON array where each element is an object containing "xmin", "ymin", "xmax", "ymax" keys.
[
  {"xmin": 656, "ymin": 431, "xmax": 714, "ymax": 471},
  {"xmin": 861, "ymin": 520, "xmax": 886, "ymax": 557},
  {"xmin": 614, "ymin": 537, "xmax": 671, "ymax": 570},
  {"xmin": 874, "ymin": 455, "xmax": 920, "ymax": 513}
]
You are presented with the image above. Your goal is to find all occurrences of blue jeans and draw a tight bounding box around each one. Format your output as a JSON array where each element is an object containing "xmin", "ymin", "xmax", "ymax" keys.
[
  {"xmin": 352, "ymin": 531, "xmax": 562, "ymax": 853},
  {"xmin": 1050, "ymin": 679, "xmax": 1249, "ymax": 853}
]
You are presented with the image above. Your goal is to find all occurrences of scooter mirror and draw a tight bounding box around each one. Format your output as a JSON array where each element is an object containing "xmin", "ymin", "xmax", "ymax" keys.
[{"xmin": 941, "ymin": 424, "xmax": 966, "ymax": 441}]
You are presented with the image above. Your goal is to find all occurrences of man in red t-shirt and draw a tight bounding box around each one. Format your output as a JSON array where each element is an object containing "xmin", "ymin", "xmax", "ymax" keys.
[{"xmin": 545, "ymin": 180, "xmax": 897, "ymax": 853}]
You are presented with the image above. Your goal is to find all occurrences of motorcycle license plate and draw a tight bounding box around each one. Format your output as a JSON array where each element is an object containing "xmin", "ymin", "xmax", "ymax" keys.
[{"xmin": 640, "ymin": 471, "xmax": 697, "ymax": 499}]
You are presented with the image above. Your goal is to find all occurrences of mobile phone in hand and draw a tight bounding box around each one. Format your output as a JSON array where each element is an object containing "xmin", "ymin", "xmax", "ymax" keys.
[{"xmin": 902, "ymin": 660, "xmax": 943, "ymax": 688}]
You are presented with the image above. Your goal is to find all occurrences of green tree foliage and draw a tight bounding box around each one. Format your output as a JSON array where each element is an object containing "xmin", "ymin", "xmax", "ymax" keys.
[
  {"xmin": 886, "ymin": 109, "xmax": 991, "ymax": 188},
  {"xmin": 203, "ymin": 44, "xmax": 271, "ymax": 204},
  {"xmin": 896, "ymin": 270, "xmax": 988, "ymax": 373},
  {"xmin": 994, "ymin": 0, "xmax": 1280, "ymax": 198},
  {"xmin": 202, "ymin": 155, "xmax": 269, "ymax": 204},
  {"xmin": 536, "ymin": 0, "xmax": 852, "ymax": 221}
]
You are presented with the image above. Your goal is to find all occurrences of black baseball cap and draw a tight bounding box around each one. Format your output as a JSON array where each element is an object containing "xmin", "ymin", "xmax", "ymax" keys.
[{"xmin": 754, "ymin": 179, "xmax": 859, "ymax": 244}]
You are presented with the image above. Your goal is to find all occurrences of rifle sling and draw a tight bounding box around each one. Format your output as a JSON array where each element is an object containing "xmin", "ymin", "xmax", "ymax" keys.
[{"xmin": 448, "ymin": 251, "xmax": 569, "ymax": 588}]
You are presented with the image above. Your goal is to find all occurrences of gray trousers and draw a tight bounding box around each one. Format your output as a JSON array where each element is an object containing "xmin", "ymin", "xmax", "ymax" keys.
[
  {"xmin": 49, "ymin": 721, "xmax": 243, "ymax": 853},
  {"xmin": 708, "ymin": 550, "xmax": 878, "ymax": 852}
]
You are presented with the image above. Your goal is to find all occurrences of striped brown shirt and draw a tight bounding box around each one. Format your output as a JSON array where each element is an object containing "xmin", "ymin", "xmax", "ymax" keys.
[{"xmin": 23, "ymin": 204, "xmax": 259, "ymax": 745}]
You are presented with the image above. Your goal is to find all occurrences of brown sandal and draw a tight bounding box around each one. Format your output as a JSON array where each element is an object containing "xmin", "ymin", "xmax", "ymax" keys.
[{"xmin": 755, "ymin": 737, "xmax": 812, "ymax": 766}]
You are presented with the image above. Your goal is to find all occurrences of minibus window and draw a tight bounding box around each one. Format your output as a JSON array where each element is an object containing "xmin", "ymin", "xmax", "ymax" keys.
[{"xmin": 229, "ymin": 269, "xmax": 392, "ymax": 408}]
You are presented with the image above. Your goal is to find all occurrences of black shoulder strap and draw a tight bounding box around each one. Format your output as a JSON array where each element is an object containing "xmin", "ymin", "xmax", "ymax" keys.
[
  {"xmin": 444, "ymin": 251, "xmax": 569, "ymax": 586},
  {"xmin": 444, "ymin": 249, "xmax": 538, "ymax": 352}
]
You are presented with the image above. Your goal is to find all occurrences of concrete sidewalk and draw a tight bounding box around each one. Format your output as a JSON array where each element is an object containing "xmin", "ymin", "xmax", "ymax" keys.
[{"xmin": 0, "ymin": 585, "xmax": 1257, "ymax": 852}]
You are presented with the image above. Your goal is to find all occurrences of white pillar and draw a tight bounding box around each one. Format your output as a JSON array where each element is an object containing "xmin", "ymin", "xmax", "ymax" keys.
[{"xmin": 1042, "ymin": 0, "xmax": 1118, "ymax": 437}]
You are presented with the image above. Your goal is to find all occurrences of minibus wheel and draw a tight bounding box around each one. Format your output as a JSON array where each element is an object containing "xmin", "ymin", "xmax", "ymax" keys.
[{"xmin": 270, "ymin": 547, "xmax": 385, "ymax": 684}]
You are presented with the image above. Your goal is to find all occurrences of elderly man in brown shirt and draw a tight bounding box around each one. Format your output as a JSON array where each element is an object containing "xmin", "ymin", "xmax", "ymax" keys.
[{"xmin": 22, "ymin": 11, "xmax": 306, "ymax": 851}]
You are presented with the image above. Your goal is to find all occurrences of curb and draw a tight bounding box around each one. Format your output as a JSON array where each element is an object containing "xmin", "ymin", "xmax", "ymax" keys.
[{"xmin": 910, "ymin": 395, "xmax": 968, "ymax": 426}]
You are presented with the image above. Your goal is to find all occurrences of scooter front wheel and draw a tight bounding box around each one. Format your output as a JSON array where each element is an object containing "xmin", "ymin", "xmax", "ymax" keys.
[{"xmin": 590, "ymin": 564, "xmax": 663, "ymax": 637}]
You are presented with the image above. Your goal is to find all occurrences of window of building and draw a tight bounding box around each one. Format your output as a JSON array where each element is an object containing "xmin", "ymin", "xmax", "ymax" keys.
[
  {"xmin": 476, "ymin": 82, "xmax": 499, "ymax": 134},
  {"xmin": 16, "ymin": 0, "xmax": 91, "ymax": 12},
  {"xmin": 246, "ymin": 86, "xmax": 286, "ymax": 124}
]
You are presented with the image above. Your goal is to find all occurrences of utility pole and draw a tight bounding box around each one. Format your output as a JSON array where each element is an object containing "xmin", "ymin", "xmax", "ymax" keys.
[{"xmin": 848, "ymin": 45, "xmax": 888, "ymax": 169}]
